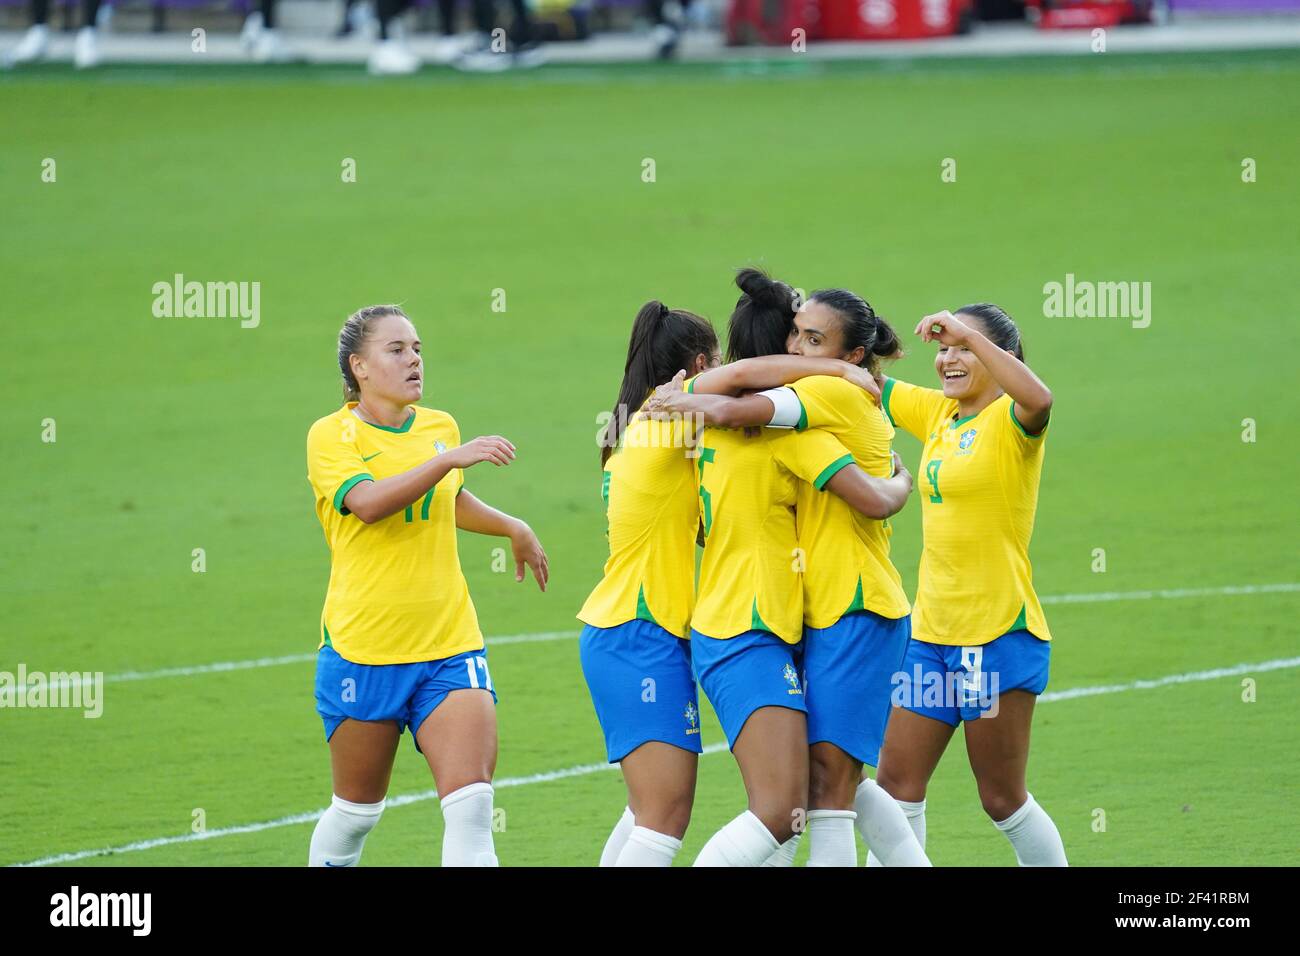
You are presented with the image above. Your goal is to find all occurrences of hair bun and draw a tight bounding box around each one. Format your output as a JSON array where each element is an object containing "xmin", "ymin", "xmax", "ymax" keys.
[{"xmin": 736, "ymin": 267, "xmax": 794, "ymax": 309}]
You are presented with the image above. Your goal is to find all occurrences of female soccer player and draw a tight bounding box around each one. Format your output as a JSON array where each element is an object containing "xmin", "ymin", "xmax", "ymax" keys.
[
  {"xmin": 870, "ymin": 304, "xmax": 1067, "ymax": 866},
  {"xmin": 652, "ymin": 270, "xmax": 913, "ymax": 867},
  {"xmin": 651, "ymin": 288, "xmax": 931, "ymax": 867},
  {"xmin": 578, "ymin": 300, "xmax": 720, "ymax": 868},
  {"xmin": 306, "ymin": 304, "xmax": 548, "ymax": 867}
]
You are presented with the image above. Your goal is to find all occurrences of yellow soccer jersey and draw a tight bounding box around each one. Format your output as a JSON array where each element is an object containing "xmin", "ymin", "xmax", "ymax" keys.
[
  {"xmin": 881, "ymin": 378, "xmax": 1052, "ymax": 647},
  {"xmin": 305, "ymin": 403, "xmax": 483, "ymax": 665},
  {"xmin": 787, "ymin": 375, "xmax": 910, "ymax": 627},
  {"xmin": 578, "ymin": 405, "xmax": 701, "ymax": 638},
  {"xmin": 693, "ymin": 425, "xmax": 856, "ymax": 644}
]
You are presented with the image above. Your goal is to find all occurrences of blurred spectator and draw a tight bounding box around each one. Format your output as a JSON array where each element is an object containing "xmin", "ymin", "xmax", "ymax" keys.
[
  {"xmin": 4, "ymin": 0, "xmax": 103, "ymax": 68},
  {"xmin": 240, "ymin": 0, "xmax": 293, "ymax": 62},
  {"xmin": 648, "ymin": 0, "xmax": 692, "ymax": 59},
  {"xmin": 454, "ymin": 0, "xmax": 544, "ymax": 70}
]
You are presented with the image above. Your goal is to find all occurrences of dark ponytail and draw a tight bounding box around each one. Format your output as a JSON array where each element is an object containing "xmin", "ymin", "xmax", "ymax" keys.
[
  {"xmin": 955, "ymin": 302, "xmax": 1024, "ymax": 361},
  {"xmin": 806, "ymin": 287, "xmax": 901, "ymax": 374},
  {"xmin": 728, "ymin": 267, "xmax": 800, "ymax": 361},
  {"xmin": 600, "ymin": 300, "xmax": 718, "ymax": 466}
]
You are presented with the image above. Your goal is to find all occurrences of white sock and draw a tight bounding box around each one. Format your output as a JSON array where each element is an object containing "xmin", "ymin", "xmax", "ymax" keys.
[
  {"xmin": 599, "ymin": 806, "xmax": 635, "ymax": 867},
  {"xmin": 866, "ymin": 795, "xmax": 926, "ymax": 867},
  {"xmin": 308, "ymin": 794, "xmax": 384, "ymax": 867},
  {"xmin": 692, "ymin": 810, "xmax": 779, "ymax": 867},
  {"xmin": 761, "ymin": 833, "xmax": 802, "ymax": 867},
  {"xmin": 806, "ymin": 809, "xmax": 858, "ymax": 867},
  {"xmin": 993, "ymin": 793, "xmax": 1068, "ymax": 867},
  {"xmin": 614, "ymin": 826, "xmax": 681, "ymax": 867},
  {"xmin": 440, "ymin": 782, "xmax": 498, "ymax": 867},
  {"xmin": 855, "ymin": 779, "xmax": 931, "ymax": 867}
]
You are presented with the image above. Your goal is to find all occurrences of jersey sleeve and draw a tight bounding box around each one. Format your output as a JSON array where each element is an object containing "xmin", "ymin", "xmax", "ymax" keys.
[
  {"xmin": 771, "ymin": 428, "xmax": 856, "ymax": 492},
  {"xmin": 1004, "ymin": 396, "xmax": 1050, "ymax": 451},
  {"xmin": 444, "ymin": 414, "xmax": 466, "ymax": 495},
  {"xmin": 880, "ymin": 377, "xmax": 947, "ymax": 441},
  {"xmin": 788, "ymin": 375, "xmax": 866, "ymax": 434},
  {"xmin": 307, "ymin": 416, "xmax": 373, "ymax": 516}
]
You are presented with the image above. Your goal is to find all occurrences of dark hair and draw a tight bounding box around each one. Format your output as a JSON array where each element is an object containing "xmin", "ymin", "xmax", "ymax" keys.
[
  {"xmin": 337, "ymin": 304, "xmax": 409, "ymax": 402},
  {"xmin": 955, "ymin": 302, "xmax": 1024, "ymax": 361},
  {"xmin": 600, "ymin": 300, "xmax": 718, "ymax": 466},
  {"xmin": 806, "ymin": 287, "xmax": 902, "ymax": 374},
  {"xmin": 728, "ymin": 267, "xmax": 800, "ymax": 361}
]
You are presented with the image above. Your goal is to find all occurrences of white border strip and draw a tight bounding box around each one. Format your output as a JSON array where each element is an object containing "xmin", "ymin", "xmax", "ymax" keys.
[{"xmin": 12, "ymin": 654, "xmax": 1300, "ymax": 867}]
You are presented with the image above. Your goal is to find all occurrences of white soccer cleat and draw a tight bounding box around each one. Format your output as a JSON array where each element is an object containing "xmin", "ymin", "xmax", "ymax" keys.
[
  {"xmin": 513, "ymin": 42, "xmax": 546, "ymax": 69},
  {"xmin": 453, "ymin": 45, "xmax": 512, "ymax": 73},
  {"xmin": 239, "ymin": 11, "xmax": 264, "ymax": 52},
  {"xmin": 428, "ymin": 33, "xmax": 474, "ymax": 65},
  {"xmin": 252, "ymin": 28, "xmax": 291, "ymax": 63},
  {"xmin": 367, "ymin": 39, "xmax": 420, "ymax": 75},
  {"xmin": 5, "ymin": 24, "xmax": 50, "ymax": 67},
  {"xmin": 73, "ymin": 26, "xmax": 100, "ymax": 69},
  {"xmin": 651, "ymin": 22, "xmax": 680, "ymax": 60}
]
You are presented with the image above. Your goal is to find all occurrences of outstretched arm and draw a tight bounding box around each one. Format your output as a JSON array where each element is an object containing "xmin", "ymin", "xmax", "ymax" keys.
[
  {"xmin": 455, "ymin": 490, "xmax": 549, "ymax": 592},
  {"xmin": 687, "ymin": 356, "xmax": 881, "ymax": 403},
  {"xmin": 649, "ymin": 391, "xmax": 782, "ymax": 429},
  {"xmin": 342, "ymin": 435, "xmax": 516, "ymax": 524}
]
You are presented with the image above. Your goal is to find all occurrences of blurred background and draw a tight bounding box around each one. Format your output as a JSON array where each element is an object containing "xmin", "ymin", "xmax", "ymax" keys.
[{"xmin": 3, "ymin": 0, "xmax": 1300, "ymax": 73}]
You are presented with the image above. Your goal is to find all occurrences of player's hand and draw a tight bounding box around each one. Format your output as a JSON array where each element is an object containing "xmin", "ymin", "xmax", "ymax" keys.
[
  {"xmin": 891, "ymin": 451, "xmax": 912, "ymax": 490},
  {"xmin": 510, "ymin": 522, "xmax": 548, "ymax": 592},
  {"xmin": 643, "ymin": 369, "xmax": 687, "ymax": 414},
  {"xmin": 449, "ymin": 436, "xmax": 516, "ymax": 469},
  {"xmin": 840, "ymin": 363, "xmax": 882, "ymax": 405},
  {"xmin": 915, "ymin": 310, "xmax": 975, "ymax": 348}
]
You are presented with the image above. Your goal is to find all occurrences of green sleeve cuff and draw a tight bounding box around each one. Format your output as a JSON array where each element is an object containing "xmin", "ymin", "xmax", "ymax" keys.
[
  {"xmin": 795, "ymin": 394, "xmax": 808, "ymax": 431},
  {"xmin": 880, "ymin": 378, "xmax": 897, "ymax": 427},
  {"xmin": 813, "ymin": 454, "xmax": 855, "ymax": 491},
  {"xmin": 685, "ymin": 377, "xmax": 695, "ymax": 394},
  {"xmin": 1010, "ymin": 401, "xmax": 1048, "ymax": 439},
  {"xmin": 333, "ymin": 473, "xmax": 374, "ymax": 515}
]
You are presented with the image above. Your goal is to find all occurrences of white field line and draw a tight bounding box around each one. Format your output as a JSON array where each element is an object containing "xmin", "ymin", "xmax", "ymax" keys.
[
  {"xmin": 11, "ymin": 653, "xmax": 1300, "ymax": 868},
  {"xmin": 2, "ymin": 583, "xmax": 1295, "ymax": 696}
]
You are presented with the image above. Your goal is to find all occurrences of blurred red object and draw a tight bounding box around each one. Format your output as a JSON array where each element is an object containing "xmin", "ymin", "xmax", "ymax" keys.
[
  {"xmin": 725, "ymin": 0, "xmax": 825, "ymax": 45},
  {"xmin": 725, "ymin": 0, "xmax": 973, "ymax": 44},
  {"xmin": 1024, "ymin": 0, "xmax": 1152, "ymax": 28},
  {"xmin": 820, "ymin": 0, "xmax": 974, "ymax": 39}
]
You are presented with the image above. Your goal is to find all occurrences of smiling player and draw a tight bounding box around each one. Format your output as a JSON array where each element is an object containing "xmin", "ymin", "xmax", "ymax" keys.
[
  {"xmin": 305, "ymin": 304, "xmax": 548, "ymax": 867},
  {"xmin": 871, "ymin": 303, "xmax": 1066, "ymax": 867}
]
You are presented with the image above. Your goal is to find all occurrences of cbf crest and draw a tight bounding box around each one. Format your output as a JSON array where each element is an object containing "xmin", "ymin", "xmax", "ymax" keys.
[
  {"xmin": 684, "ymin": 701, "xmax": 700, "ymax": 736},
  {"xmin": 782, "ymin": 663, "xmax": 803, "ymax": 695},
  {"xmin": 957, "ymin": 428, "xmax": 977, "ymax": 454}
]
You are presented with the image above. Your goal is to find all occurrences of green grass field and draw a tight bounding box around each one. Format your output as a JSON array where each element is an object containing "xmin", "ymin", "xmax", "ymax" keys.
[{"xmin": 2, "ymin": 49, "xmax": 1297, "ymax": 867}]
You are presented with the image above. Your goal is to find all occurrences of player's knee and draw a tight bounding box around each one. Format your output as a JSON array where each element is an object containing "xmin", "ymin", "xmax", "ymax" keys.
[
  {"xmin": 749, "ymin": 791, "xmax": 806, "ymax": 843},
  {"xmin": 637, "ymin": 791, "xmax": 693, "ymax": 840},
  {"xmin": 977, "ymin": 785, "xmax": 1027, "ymax": 823},
  {"xmin": 874, "ymin": 765, "xmax": 925, "ymax": 804},
  {"xmin": 809, "ymin": 746, "xmax": 858, "ymax": 807}
]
